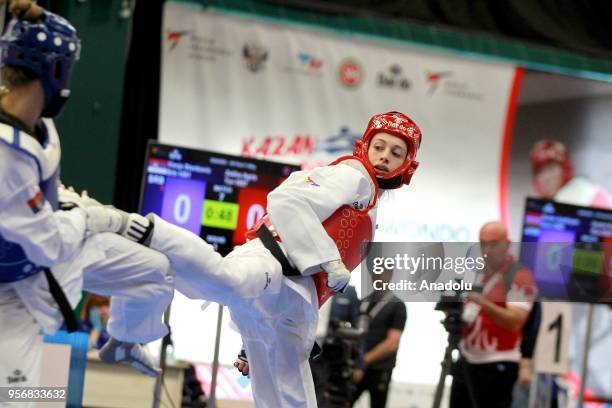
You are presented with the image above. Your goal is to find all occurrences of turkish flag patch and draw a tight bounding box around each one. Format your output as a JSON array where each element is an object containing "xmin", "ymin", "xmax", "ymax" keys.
[{"xmin": 27, "ymin": 190, "xmax": 44, "ymax": 214}]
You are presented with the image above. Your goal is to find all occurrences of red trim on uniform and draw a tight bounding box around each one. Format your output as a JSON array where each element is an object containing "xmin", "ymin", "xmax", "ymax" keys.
[
  {"xmin": 499, "ymin": 67, "xmax": 524, "ymax": 227},
  {"xmin": 329, "ymin": 155, "xmax": 379, "ymax": 210},
  {"xmin": 27, "ymin": 190, "xmax": 44, "ymax": 213}
]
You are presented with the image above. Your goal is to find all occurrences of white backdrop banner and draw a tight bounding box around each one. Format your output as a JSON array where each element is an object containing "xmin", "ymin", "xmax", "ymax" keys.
[{"xmin": 160, "ymin": 1, "xmax": 521, "ymax": 386}]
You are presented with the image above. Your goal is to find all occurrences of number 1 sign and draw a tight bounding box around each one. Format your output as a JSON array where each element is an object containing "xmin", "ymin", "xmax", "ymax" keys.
[{"xmin": 534, "ymin": 302, "xmax": 572, "ymax": 374}]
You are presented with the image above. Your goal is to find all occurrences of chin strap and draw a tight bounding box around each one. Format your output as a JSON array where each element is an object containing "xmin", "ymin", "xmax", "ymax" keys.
[{"xmin": 376, "ymin": 175, "xmax": 402, "ymax": 189}]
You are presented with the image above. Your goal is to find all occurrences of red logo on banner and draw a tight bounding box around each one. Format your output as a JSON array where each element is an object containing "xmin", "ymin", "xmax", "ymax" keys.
[
  {"xmin": 338, "ymin": 58, "xmax": 363, "ymax": 88},
  {"xmin": 298, "ymin": 52, "xmax": 324, "ymax": 70},
  {"xmin": 241, "ymin": 135, "xmax": 317, "ymax": 157},
  {"xmin": 167, "ymin": 30, "xmax": 190, "ymax": 51},
  {"xmin": 425, "ymin": 70, "xmax": 452, "ymax": 94}
]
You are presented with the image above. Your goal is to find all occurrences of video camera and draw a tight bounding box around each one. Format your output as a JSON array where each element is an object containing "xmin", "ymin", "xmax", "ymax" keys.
[
  {"xmin": 319, "ymin": 315, "xmax": 370, "ymax": 408},
  {"xmin": 435, "ymin": 279, "xmax": 469, "ymax": 336}
]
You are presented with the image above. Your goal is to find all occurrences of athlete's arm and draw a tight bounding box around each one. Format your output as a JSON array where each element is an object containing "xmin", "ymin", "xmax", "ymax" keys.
[
  {"xmin": 267, "ymin": 162, "xmax": 373, "ymax": 275},
  {"xmin": 0, "ymin": 147, "xmax": 87, "ymax": 267}
]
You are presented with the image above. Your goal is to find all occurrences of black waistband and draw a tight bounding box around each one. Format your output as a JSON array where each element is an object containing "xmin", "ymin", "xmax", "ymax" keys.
[
  {"xmin": 256, "ymin": 225, "xmax": 300, "ymax": 277},
  {"xmin": 43, "ymin": 268, "xmax": 78, "ymax": 333}
]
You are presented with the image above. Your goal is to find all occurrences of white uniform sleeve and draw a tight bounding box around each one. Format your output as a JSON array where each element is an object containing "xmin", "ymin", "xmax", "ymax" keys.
[
  {"xmin": 267, "ymin": 162, "xmax": 374, "ymax": 274},
  {"xmin": 0, "ymin": 147, "xmax": 87, "ymax": 267}
]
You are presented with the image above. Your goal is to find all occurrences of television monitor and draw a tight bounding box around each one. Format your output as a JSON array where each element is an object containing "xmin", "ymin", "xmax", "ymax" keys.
[
  {"xmin": 139, "ymin": 142, "xmax": 299, "ymax": 255},
  {"xmin": 520, "ymin": 198, "xmax": 612, "ymax": 303}
]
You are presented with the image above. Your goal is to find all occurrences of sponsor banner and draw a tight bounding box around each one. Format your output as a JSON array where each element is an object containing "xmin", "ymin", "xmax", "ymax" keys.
[{"xmin": 160, "ymin": 1, "xmax": 519, "ymax": 385}]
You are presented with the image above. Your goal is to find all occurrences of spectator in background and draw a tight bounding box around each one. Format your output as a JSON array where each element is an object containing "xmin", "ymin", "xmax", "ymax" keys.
[
  {"xmin": 311, "ymin": 284, "xmax": 361, "ymax": 407},
  {"xmin": 450, "ymin": 221, "xmax": 537, "ymax": 408},
  {"xmin": 511, "ymin": 301, "xmax": 541, "ymax": 408},
  {"xmin": 352, "ymin": 269, "xmax": 406, "ymax": 408},
  {"xmin": 79, "ymin": 294, "xmax": 110, "ymax": 350},
  {"xmin": 531, "ymin": 139, "xmax": 611, "ymax": 208},
  {"xmin": 530, "ymin": 139, "xmax": 612, "ymax": 405}
]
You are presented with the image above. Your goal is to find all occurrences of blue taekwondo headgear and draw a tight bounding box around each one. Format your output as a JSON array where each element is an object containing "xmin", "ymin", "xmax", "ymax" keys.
[{"xmin": 0, "ymin": 10, "xmax": 81, "ymax": 117}]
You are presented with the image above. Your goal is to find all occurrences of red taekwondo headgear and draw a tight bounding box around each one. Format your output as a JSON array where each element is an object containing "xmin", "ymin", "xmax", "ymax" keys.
[
  {"xmin": 353, "ymin": 111, "xmax": 422, "ymax": 189},
  {"xmin": 530, "ymin": 139, "xmax": 574, "ymax": 185}
]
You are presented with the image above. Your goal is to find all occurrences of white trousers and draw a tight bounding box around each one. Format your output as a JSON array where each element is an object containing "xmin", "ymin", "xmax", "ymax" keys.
[
  {"xmin": 150, "ymin": 216, "xmax": 318, "ymax": 408},
  {"xmin": 81, "ymin": 233, "xmax": 174, "ymax": 344},
  {"xmin": 0, "ymin": 232, "xmax": 174, "ymax": 394},
  {"xmin": 0, "ymin": 288, "xmax": 42, "ymax": 408}
]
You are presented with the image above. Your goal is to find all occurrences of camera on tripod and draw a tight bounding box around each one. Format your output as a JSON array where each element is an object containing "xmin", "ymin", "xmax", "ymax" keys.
[
  {"xmin": 320, "ymin": 315, "xmax": 370, "ymax": 408},
  {"xmin": 433, "ymin": 279, "xmax": 482, "ymax": 408},
  {"xmin": 435, "ymin": 280, "xmax": 469, "ymax": 336},
  {"xmin": 434, "ymin": 282, "xmax": 467, "ymax": 408}
]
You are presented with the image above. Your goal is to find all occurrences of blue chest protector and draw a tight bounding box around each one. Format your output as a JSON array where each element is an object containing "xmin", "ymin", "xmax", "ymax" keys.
[{"xmin": 0, "ymin": 121, "xmax": 61, "ymax": 283}]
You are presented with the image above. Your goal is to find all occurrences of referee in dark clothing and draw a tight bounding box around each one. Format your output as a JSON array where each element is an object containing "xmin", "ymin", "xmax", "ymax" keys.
[
  {"xmin": 352, "ymin": 268, "xmax": 406, "ymax": 408},
  {"xmin": 512, "ymin": 301, "xmax": 542, "ymax": 408}
]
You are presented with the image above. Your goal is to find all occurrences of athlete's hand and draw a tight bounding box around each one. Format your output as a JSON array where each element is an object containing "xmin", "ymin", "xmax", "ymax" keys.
[
  {"xmin": 58, "ymin": 185, "xmax": 103, "ymax": 210},
  {"xmin": 322, "ymin": 259, "xmax": 351, "ymax": 293},
  {"xmin": 79, "ymin": 190, "xmax": 103, "ymax": 208},
  {"xmin": 234, "ymin": 349, "xmax": 249, "ymax": 377},
  {"xmin": 85, "ymin": 207, "xmax": 153, "ymax": 244},
  {"xmin": 58, "ymin": 184, "xmax": 86, "ymax": 211},
  {"xmin": 85, "ymin": 206, "xmax": 128, "ymax": 234}
]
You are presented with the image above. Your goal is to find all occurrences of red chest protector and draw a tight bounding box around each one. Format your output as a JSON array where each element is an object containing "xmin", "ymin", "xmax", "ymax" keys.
[
  {"xmin": 314, "ymin": 204, "xmax": 375, "ymax": 306},
  {"xmin": 246, "ymin": 156, "xmax": 379, "ymax": 307}
]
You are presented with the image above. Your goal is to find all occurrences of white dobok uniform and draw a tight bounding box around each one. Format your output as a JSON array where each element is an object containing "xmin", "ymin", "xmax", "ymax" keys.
[
  {"xmin": 147, "ymin": 159, "xmax": 377, "ymax": 408},
  {"xmin": 0, "ymin": 120, "xmax": 174, "ymax": 396}
]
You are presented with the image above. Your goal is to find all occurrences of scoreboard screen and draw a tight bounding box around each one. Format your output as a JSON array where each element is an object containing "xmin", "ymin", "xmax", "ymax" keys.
[
  {"xmin": 520, "ymin": 198, "xmax": 612, "ymax": 303},
  {"xmin": 139, "ymin": 142, "xmax": 299, "ymax": 255}
]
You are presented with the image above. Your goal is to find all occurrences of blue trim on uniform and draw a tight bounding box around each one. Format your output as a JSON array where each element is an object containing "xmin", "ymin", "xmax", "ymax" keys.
[
  {"xmin": 41, "ymin": 169, "xmax": 60, "ymax": 210},
  {"xmin": 0, "ymin": 132, "xmax": 44, "ymax": 181},
  {"xmin": 0, "ymin": 125, "xmax": 60, "ymax": 282},
  {"xmin": 12, "ymin": 127, "xmax": 19, "ymax": 146}
]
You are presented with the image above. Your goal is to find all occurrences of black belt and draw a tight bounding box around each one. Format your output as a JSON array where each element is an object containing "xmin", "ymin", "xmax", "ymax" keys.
[
  {"xmin": 256, "ymin": 225, "xmax": 300, "ymax": 277},
  {"xmin": 43, "ymin": 268, "xmax": 78, "ymax": 333},
  {"xmin": 256, "ymin": 225, "xmax": 323, "ymax": 361},
  {"xmin": 310, "ymin": 342, "xmax": 322, "ymax": 361}
]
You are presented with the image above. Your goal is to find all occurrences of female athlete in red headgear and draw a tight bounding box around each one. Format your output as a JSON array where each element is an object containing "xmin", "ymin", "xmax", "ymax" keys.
[{"xmin": 85, "ymin": 111, "xmax": 422, "ymax": 408}]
